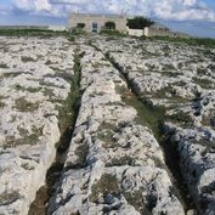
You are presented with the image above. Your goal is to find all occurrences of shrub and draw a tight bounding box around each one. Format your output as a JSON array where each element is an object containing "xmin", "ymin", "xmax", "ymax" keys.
[
  {"xmin": 76, "ymin": 23, "xmax": 86, "ymax": 29},
  {"xmin": 127, "ymin": 16, "xmax": 154, "ymax": 29},
  {"xmin": 100, "ymin": 29, "xmax": 124, "ymax": 36},
  {"xmin": 104, "ymin": 21, "xmax": 116, "ymax": 30}
]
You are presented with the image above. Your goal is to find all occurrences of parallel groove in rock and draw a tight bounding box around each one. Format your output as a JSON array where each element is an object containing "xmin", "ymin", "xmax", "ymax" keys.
[
  {"xmin": 47, "ymin": 42, "xmax": 185, "ymax": 215},
  {"xmin": 28, "ymin": 46, "xmax": 83, "ymax": 215}
]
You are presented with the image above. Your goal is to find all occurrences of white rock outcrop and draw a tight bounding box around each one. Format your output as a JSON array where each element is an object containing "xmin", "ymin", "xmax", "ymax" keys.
[
  {"xmin": 48, "ymin": 45, "xmax": 184, "ymax": 215},
  {"xmin": 0, "ymin": 37, "xmax": 74, "ymax": 215}
]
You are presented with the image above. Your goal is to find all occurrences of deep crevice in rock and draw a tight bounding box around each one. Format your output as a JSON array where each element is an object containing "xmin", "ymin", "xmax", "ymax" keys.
[{"xmin": 27, "ymin": 47, "xmax": 83, "ymax": 215}]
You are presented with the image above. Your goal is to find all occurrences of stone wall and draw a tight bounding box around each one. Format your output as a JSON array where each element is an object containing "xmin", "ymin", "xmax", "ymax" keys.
[
  {"xmin": 144, "ymin": 27, "xmax": 177, "ymax": 37},
  {"xmin": 127, "ymin": 27, "xmax": 144, "ymax": 37},
  {"xmin": 68, "ymin": 13, "xmax": 127, "ymax": 33}
]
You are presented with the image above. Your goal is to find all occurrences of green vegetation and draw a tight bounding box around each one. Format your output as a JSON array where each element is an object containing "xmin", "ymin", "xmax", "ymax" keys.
[
  {"xmin": 124, "ymin": 191, "xmax": 152, "ymax": 215},
  {"xmin": 14, "ymin": 84, "xmax": 42, "ymax": 93},
  {"xmin": 74, "ymin": 143, "xmax": 89, "ymax": 167},
  {"xmin": 107, "ymin": 54, "xmax": 165, "ymax": 138},
  {"xmin": 193, "ymin": 77, "xmax": 213, "ymax": 89},
  {"xmin": 100, "ymin": 29, "xmax": 125, "ymax": 37},
  {"xmin": 89, "ymin": 174, "xmax": 119, "ymax": 203},
  {"xmin": 21, "ymin": 56, "xmax": 36, "ymax": 62},
  {"xmin": 43, "ymin": 88, "xmax": 55, "ymax": 98},
  {"xmin": 15, "ymin": 125, "xmax": 42, "ymax": 146},
  {"xmin": 0, "ymin": 96, "xmax": 6, "ymax": 108},
  {"xmin": 106, "ymin": 156, "xmax": 136, "ymax": 167},
  {"xmin": 127, "ymin": 16, "xmax": 154, "ymax": 29},
  {"xmin": 76, "ymin": 23, "xmax": 86, "ymax": 29},
  {"xmin": 0, "ymin": 101, "xmax": 6, "ymax": 108},
  {"xmin": 0, "ymin": 63, "xmax": 9, "ymax": 69},
  {"xmin": 4, "ymin": 132, "xmax": 39, "ymax": 148},
  {"xmin": 104, "ymin": 21, "xmax": 116, "ymax": 30},
  {"xmin": 56, "ymin": 50, "xmax": 82, "ymax": 155},
  {"xmin": 0, "ymin": 29, "xmax": 67, "ymax": 37},
  {"xmin": 97, "ymin": 122, "xmax": 118, "ymax": 147},
  {"xmin": 14, "ymin": 97, "xmax": 39, "ymax": 112},
  {"xmin": 168, "ymin": 111, "xmax": 193, "ymax": 126},
  {"xmin": 4, "ymin": 125, "xmax": 42, "ymax": 148},
  {"xmin": 1, "ymin": 72, "xmax": 22, "ymax": 78},
  {"xmin": 148, "ymin": 35, "xmax": 215, "ymax": 48}
]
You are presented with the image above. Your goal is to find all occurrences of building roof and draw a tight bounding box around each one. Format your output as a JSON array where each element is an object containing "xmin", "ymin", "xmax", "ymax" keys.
[{"xmin": 69, "ymin": 12, "xmax": 126, "ymax": 19}]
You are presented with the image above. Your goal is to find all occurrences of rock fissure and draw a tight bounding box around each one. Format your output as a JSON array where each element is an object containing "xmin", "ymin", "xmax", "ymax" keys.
[
  {"xmin": 27, "ymin": 47, "xmax": 83, "ymax": 215},
  {"xmin": 101, "ymin": 44, "xmax": 195, "ymax": 213},
  {"xmin": 47, "ymin": 42, "xmax": 185, "ymax": 215}
]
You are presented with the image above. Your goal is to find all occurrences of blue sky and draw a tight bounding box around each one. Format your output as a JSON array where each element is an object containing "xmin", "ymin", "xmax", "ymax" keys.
[{"xmin": 0, "ymin": 0, "xmax": 215, "ymax": 38}]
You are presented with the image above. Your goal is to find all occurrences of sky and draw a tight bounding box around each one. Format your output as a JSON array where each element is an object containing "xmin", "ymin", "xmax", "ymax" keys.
[{"xmin": 0, "ymin": 0, "xmax": 215, "ymax": 38}]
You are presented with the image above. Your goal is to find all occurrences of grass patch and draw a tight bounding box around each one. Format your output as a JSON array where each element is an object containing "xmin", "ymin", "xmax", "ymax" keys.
[
  {"xmin": 1, "ymin": 72, "xmax": 23, "ymax": 78},
  {"xmin": 39, "ymin": 80, "xmax": 63, "ymax": 88},
  {"xmin": 153, "ymin": 85, "xmax": 176, "ymax": 98},
  {"xmin": 0, "ymin": 29, "xmax": 67, "ymax": 37},
  {"xmin": 149, "ymin": 35, "xmax": 215, "ymax": 48},
  {"xmin": 168, "ymin": 111, "xmax": 193, "ymax": 126},
  {"xmin": 4, "ymin": 125, "xmax": 42, "ymax": 148},
  {"xmin": 107, "ymin": 53, "xmax": 165, "ymax": 138},
  {"xmin": 124, "ymin": 190, "xmax": 152, "ymax": 215},
  {"xmin": 121, "ymin": 91, "xmax": 165, "ymax": 137},
  {"xmin": 0, "ymin": 63, "xmax": 9, "ymax": 69},
  {"xmin": 14, "ymin": 97, "xmax": 39, "ymax": 112},
  {"xmin": 106, "ymin": 156, "xmax": 136, "ymax": 167},
  {"xmin": 97, "ymin": 122, "xmax": 118, "ymax": 146},
  {"xmin": 21, "ymin": 56, "xmax": 36, "ymax": 63},
  {"xmin": 65, "ymin": 142, "xmax": 90, "ymax": 169},
  {"xmin": 14, "ymin": 84, "xmax": 42, "ymax": 93},
  {"xmin": 43, "ymin": 88, "xmax": 55, "ymax": 98},
  {"xmin": 193, "ymin": 77, "xmax": 213, "ymax": 89},
  {"xmin": 56, "ymin": 50, "xmax": 83, "ymax": 155},
  {"xmin": 89, "ymin": 174, "xmax": 119, "ymax": 203},
  {"xmin": 0, "ymin": 96, "xmax": 6, "ymax": 108},
  {"xmin": 74, "ymin": 143, "xmax": 89, "ymax": 167}
]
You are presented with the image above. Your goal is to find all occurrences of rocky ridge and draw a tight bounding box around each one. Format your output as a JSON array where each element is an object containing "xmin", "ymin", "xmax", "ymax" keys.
[
  {"xmin": 48, "ymin": 44, "xmax": 184, "ymax": 215},
  {"xmin": 0, "ymin": 37, "xmax": 74, "ymax": 215},
  {"xmin": 93, "ymin": 36, "xmax": 215, "ymax": 215},
  {"xmin": 1, "ymin": 35, "xmax": 215, "ymax": 215}
]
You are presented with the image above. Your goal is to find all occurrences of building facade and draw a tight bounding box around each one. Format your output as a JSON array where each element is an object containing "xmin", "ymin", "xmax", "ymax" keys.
[{"xmin": 68, "ymin": 13, "xmax": 127, "ymax": 33}]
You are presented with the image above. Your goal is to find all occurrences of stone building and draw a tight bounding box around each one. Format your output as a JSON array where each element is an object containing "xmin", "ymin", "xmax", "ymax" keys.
[{"xmin": 68, "ymin": 13, "xmax": 127, "ymax": 33}]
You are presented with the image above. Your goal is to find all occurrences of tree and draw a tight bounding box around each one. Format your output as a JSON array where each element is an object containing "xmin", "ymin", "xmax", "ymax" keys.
[
  {"xmin": 127, "ymin": 16, "xmax": 154, "ymax": 29},
  {"xmin": 104, "ymin": 21, "xmax": 116, "ymax": 30},
  {"xmin": 76, "ymin": 23, "xmax": 85, "ymax": 29}
]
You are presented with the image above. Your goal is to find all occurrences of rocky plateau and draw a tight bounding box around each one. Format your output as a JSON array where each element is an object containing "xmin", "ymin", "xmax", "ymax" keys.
[{"xmin": 0, "ymin": 34, "xmax": 215, "ymax": 215}]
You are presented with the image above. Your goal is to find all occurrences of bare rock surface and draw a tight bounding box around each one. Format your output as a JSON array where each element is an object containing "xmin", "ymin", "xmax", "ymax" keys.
[
  {"xmin": 48, "ymin": 45, "xmax": 184, "ymax": 215},
  {"xmin": 0, "ymin": 37, "xmax": 74, "ymax": 215},
  {"xmin": 93, "ymin": 36, "xmax": 215, "ymax": 214},
  {"xmin": 2, "ymin": 34, "xmax": 215, "ymax": 215}
]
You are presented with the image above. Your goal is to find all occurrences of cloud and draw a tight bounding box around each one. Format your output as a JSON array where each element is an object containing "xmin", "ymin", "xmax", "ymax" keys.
[{"xmin": 8, "ymin": 0, "xmax": 215, "ymax": 22}]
